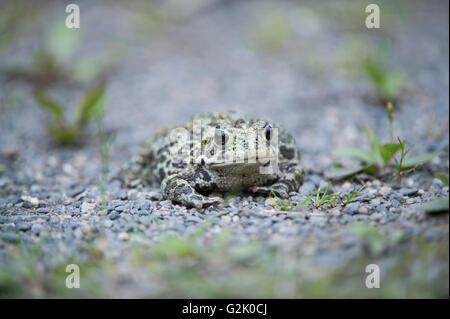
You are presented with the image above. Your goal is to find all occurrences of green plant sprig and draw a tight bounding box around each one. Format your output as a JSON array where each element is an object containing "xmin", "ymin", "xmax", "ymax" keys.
[
  {"xmin": 270, "ymin": 190, "xmax": 296, "ymax": 211},
  {"xmin": 332, "ymin": 103, "xmax": 442, "ymax": 180},
  {"xmin": 301, "ymin": 184, "xmax": 341, "ymax": 209},
  {"xmin": 342, "ymin": 185, "xmax": 365, "ymax": 206},
  {"xmin": 33, "ymin": 83, "xmax": 106, "ymax": 144}
]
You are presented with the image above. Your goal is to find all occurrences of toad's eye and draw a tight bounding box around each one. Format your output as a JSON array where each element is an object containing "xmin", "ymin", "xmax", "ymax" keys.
[
  {"xmin": 265, "ymin": 124, "xmax": 272, "ymax": 140},
  {"xmin": 215, "ymin": 129, "xmax": 227, "ymax": 146}
]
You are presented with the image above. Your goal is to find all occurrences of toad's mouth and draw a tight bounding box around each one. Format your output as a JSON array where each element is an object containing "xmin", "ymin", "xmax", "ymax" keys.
[{"xmin": 208, "ymin": 155, "xmax": 276, "ymax": 169}]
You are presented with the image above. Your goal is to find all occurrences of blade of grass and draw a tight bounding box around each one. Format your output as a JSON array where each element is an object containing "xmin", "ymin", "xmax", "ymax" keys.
[
  {"xmin": 76, "ymin": 83, "xmax": 106, "ymax": 126},
  {"xmin": 380, "ymin": 143, "xmax": 402, "ymax": 166},
  {"xmin": 33, "ymin": 91, "xmax": 64, "ymax": 120},
  {"xmin": 400, "ymin": 152, "xmax": 442, "ymax": 171},
  {"xmin": 333, "ymin": 147, "xmax": 374, "ymax": 165}
]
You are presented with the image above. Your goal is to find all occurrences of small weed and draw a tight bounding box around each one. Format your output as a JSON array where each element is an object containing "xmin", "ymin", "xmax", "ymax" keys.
[
  {"xmin": 300, "ymin": 184, "xmax": 364, "ymax": 208},
  {"xmin": 342, "ymin": 184, "xmax": 365, "ymax": 206},
  {"xmin": 394, "ymin": 137, "xmax": 412, "ymax": 171},
  {"xmin": 312, "ymin": 184, "xmax": 341, "ymax": 208},
  {"xmin": 301, "ymin": 184, "xmax": 341, "ymax": 209},
  {"xmin": 270, "ymin": 190, "xmax": 296, "ymax": 211},
  {"xmin": 5, "ymin": 21, "xmax": 125, "ymax": 87},
  {"xmin": 33, "ymin": 83, "xmax": 106, "ymax": 144},
  {"xmin": 5, "ymin": 22, "xmax": 79, "ymax": 87},
  {"xmin": 333, "ymin": 103, "xmax": 442, "ymax": 179}
]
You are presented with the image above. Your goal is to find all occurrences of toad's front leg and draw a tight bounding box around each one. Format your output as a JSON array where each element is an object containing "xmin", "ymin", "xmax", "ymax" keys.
[
  {"xmin": 251, "ymin": 162, "xmax": 304, "ymax": 199},
  {"xmin": 161, "ymin": 174, "xmax": 223, "ymax": 210}
]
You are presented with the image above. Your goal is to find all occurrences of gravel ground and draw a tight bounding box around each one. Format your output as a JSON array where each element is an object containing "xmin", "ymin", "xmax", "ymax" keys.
[{"xmin": 0, "ymin": 0, "xmax": 448, "ymax": 298}]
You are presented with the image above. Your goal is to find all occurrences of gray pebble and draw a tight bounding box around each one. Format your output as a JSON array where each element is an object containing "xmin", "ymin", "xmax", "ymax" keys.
[
  {"xmin": 160, "ymin": 200, "xmax": 173, "ymax": 208},
  {"xmin": 36, "ymin": 208, "xmax": 50, "ymax": 214},
  {"xmin": 138, "ymin": 200, "xmax": 152, "ymax": 211},
  {"xmin": 390, "ymin": 199, "xmax": 401, "ymax": 208},
  {"xmin": 138, "ymin": 216, "xmax": 152, "ymax": 226},
  {"xmin": 344, "ymin": 203, "xmax": 360, "ymax": 215},
  {"xmin": 118, "ymin": 191, "xmax": 128, "ymax": 200},
  {"xmin": 376, "ymin": 205, "xmax": 389, "ymax": 214},
  {"xmin": 354, "ymin": 193, "xmax": 375, "ymax": 202},
  {"xmin": 109, "ymin": 212, "xmax": 120, "ymax": 220},
  {"xmin": 69, "ymin": 187, "xmax": 85, "ymax": 198},
  {"xmin": 8, "ymin": 196, "xmax": 22, "ymax": 205},
  {"xmin": 22, "ymin": 201, "xmax": 32, "ymax": 209},
  {"xmin": 115, "ymin": 205, "xmax": 127, "ymax": 212},
  {"xmin": 358, "ymin": 206, "xmax": 371, "ymax": 214},
  {"xmin": 148, "ymin": 191, "xmax": 162, "ymax": 201},
  {"xmin": 391, "ymin": 193, "xmax": 404, "ymax": 202},
  {"xmin": 248, "ymin": 211, "xmax": 268, "ymax": 219},
  {"xmin": 399, "ymin": 188, "xmax": 418, "ymax": 196}
]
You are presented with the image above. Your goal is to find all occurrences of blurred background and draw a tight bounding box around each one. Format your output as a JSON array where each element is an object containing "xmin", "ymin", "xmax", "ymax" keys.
[
  {"xmin": 1, "ymin": 0, "xmax": 448, "ymax": 169},
  {"xmin": 0, "ymin": 0, "xmax": 448, "ymax": 298}
]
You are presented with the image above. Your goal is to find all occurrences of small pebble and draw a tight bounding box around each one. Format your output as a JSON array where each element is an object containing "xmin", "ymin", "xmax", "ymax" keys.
[
  {"xmin": 36, "ymin": 208, "xmax": 50, "ymax": 214},
  {"xmin": 108, "ymin": 212, "xmax": 120, "ymax": 220}
]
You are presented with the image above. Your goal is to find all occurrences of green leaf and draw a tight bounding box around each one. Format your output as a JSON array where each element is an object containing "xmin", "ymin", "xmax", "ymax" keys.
[
  {"xmin": 364, "ymin": 126, "xmax": 384, "ymax": 167},
  {"xmin": 363, "ymin": 58, "xmax": 384, "ymax": 86},
  {"xmin": 333, "ymin": 147, "xmax": 373, "ymax": 164},
  {"xmin": 362, "ymin": 165, "xmax": 377, "ymax": 175},
  {"xmin": 400, "ymin": 152, "xmax": 442, "ymax": 170},
  {"xmin": 33, "ymin": 91, "xmax": 64, "ymax": 119},
  {"xmin": 380, "ymin": 143, "xmax": 402, "ymax": 166},
  {"xmin": 363, "ymin": 57, "xmax": 404, "ymax": 101},
  {"xmin": 422, "ymin": 197, "xmax": 449, "ymax": 213},
  {"xmin": 301, "ymin": 193, "xmax": 314, "ymax": 206},
  {"xmin": 327, "ymin": 165, "xmax": 368, "ymax": 180},
  {"xmin": 76, "ymin": 84, "xmax": 106, "ymax": 126}
]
